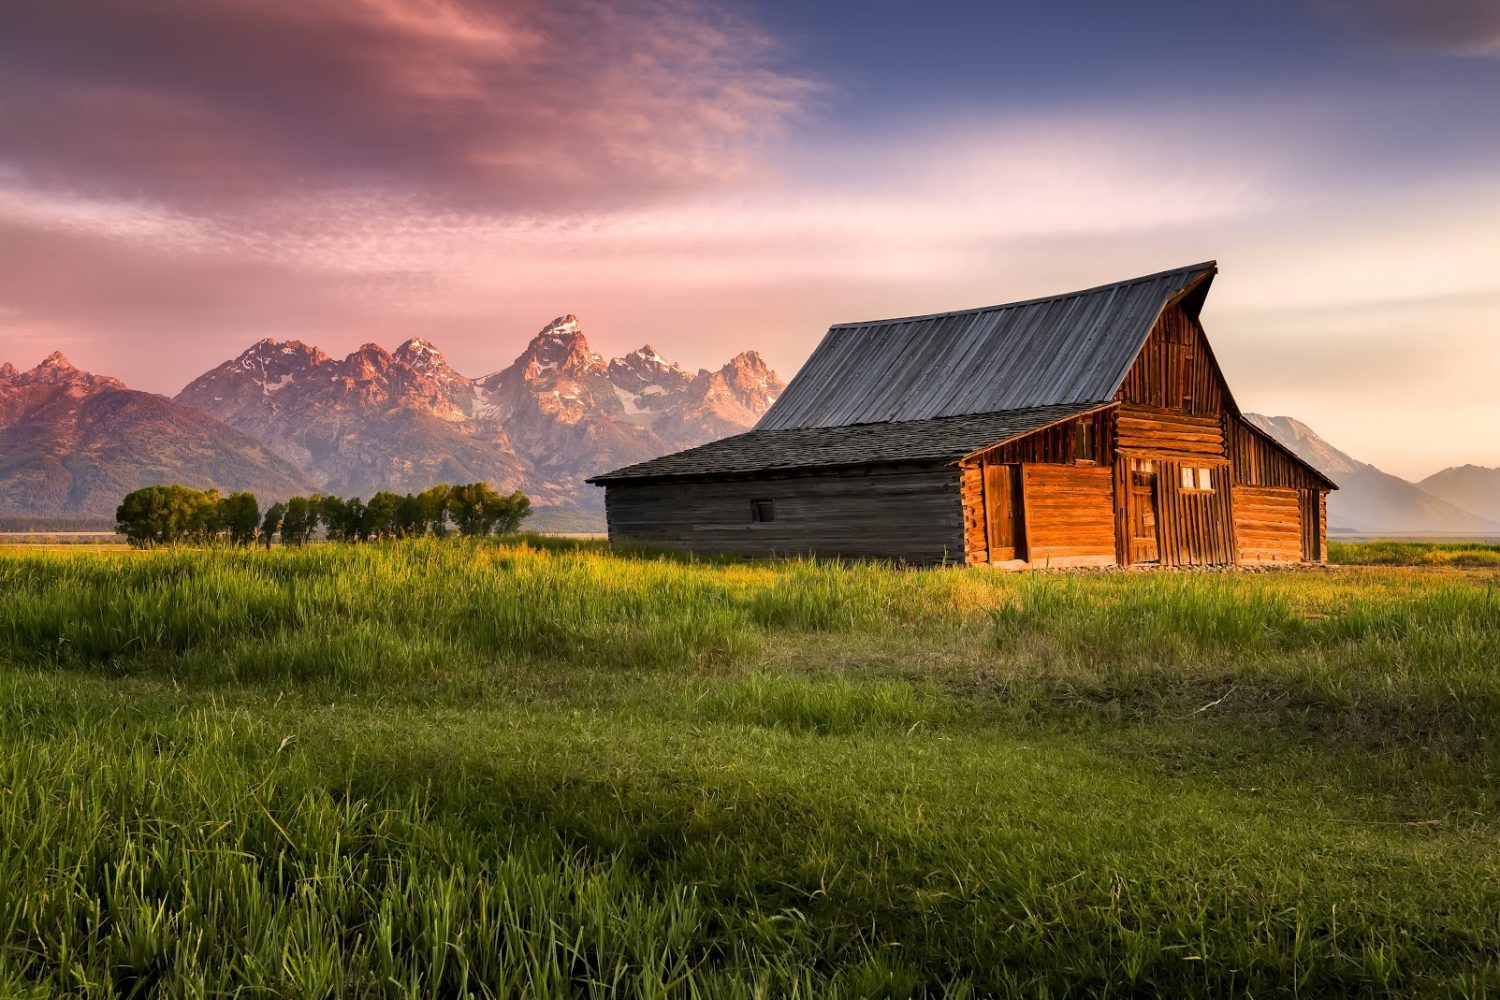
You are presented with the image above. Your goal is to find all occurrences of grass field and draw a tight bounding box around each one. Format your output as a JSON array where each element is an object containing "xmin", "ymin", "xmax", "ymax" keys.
[{"xmin": 0, "ymin": 539, "xmax": 1497, "ymax": 996}]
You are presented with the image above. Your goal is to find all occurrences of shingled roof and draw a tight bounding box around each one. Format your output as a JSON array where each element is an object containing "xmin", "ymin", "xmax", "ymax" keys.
[
  {"xmin": 588, "ymin": 404, "xmax": 1098, "ymax": 484},
  {"xmin": 757, "ymin": 262, "xmax": 1216, "ymax": 430}
]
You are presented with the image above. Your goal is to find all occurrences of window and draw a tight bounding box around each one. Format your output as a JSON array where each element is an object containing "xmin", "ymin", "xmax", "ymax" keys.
[
  {"xmin": 1181, "ymin": 466, "xmax": 1215, "ymax": 493},
  {"xmin": 1073, "ymin": 422, "xmax": 1096, "ymax": 464},
  {"xmin": 751, "ymin": 499, "xmax": 775, "ymax": 523}
]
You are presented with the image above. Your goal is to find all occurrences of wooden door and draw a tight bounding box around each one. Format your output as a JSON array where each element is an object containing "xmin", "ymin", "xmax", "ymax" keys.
[
  {"xmin": 1299, "ymin": 488, "xmax": 1321, "ymax": 562},
  {"xmin": 983, "ymin": 463, "xmax": 1026, "ymax": 561},
  {"xmin": 1129, "ymin": 462, "xmax": 1160, "ymax": 564}
]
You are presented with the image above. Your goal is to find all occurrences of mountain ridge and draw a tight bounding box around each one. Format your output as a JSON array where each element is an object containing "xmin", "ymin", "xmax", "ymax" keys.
[{"xmin": 170, "ymin": 315, "xmax": 783, "ymax": 512}]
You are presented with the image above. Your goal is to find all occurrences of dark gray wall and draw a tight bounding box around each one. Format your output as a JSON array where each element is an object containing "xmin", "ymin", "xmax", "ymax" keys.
[{"xmin": 601, "ymin": 466, "xmax": 965, "ymax": 563}]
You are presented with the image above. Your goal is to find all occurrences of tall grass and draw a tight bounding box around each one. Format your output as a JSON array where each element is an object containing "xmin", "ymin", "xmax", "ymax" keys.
[
  {"xmin": 1, "ymin": 539, "xmax": 1498, "ymax": 995},
  {"xmin": 1330, "ymin": 539, "xmax": 1500, "ymax": 567}
]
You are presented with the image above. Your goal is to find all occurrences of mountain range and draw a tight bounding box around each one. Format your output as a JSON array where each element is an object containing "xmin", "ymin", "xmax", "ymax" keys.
[
  {"xmin": 3, "ymin": 324, "xmax": 1496, "ymax": 536},
  {"xmin": 1, "ymin": 316, "xmax": 782, "ymax": 518}
]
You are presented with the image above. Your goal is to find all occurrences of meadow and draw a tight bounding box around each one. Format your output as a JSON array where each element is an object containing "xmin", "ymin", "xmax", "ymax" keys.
[{"xmin": 0, "ymin": 539, "xmax": 1496, "ymax": 997}]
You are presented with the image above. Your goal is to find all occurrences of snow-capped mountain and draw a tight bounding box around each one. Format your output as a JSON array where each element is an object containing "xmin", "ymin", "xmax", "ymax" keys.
[{"xmin": 173, "ymin": 315, "xmax": 784, "ymax": 510}]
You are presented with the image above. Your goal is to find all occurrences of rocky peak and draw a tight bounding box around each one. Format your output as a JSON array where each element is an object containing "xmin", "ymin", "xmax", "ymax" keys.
[
  {"xmin": 340, "ymin": 343, "xmax": 395, "ymax": 378},
  {"xmin": 608, "ymin": 344, "xmax": 691, "ymax": 395},
  {"xmin": 238, "ymin": 338, "xmax": 328, "ymax": 366},
  {"xmin": 394, "ymin": 337, "xmax": 463, "ymax": 385},
  {"xmin": 509, "ymin": 315, "xmax": 606, "ymax": 382},
  {"xmin": 716, "ymin": 350, "xmax": 783, "ymax": 409},
  {"xmin": 0, "ymin": 362, "xmax": 16, "ymax": 380},
  {"xmin": 31, "ymin": 351, "xmax": 76, "ymax": 376},
  {"xmin": 13, "ymin": 352, "xmax": 125, "ymax": 390}
]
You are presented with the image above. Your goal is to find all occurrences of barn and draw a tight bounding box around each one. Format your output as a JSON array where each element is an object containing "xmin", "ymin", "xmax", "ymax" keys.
[{"xmin": 588, "ymin": 262, "xmax": 1336, "ymax": 567}]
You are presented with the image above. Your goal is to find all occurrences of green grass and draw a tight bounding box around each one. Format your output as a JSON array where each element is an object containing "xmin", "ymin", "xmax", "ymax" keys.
[
  {"xmin": 1331, "ymin": 539, "xmax": 1500, "ymax": 568},
  {"xmin": 0, "ymin": 539, "xmax": 1498, "ymax": 996}
]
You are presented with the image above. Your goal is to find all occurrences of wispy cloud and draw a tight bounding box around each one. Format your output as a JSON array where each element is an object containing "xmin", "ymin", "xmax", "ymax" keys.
[{"xmin": 0, "ymin": 0, "xmax": 815, "ymax": 212}]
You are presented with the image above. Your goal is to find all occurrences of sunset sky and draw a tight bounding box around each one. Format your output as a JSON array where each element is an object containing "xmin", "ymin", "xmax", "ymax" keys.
[{"xmin": 1, "ymin": 0, "xmax": 1497, "ymax": 479}]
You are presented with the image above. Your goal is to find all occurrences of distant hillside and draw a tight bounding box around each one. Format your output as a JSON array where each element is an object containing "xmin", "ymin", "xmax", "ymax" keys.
[
  {"xmin": 1419, "ymin": 465, "xmax": 1500, "ymax": 524},
  {"xmin": 1245, "ymin": 414, "xmax": 1498, "ymax": 535},
  {"xmin": 0, "ymin": 354, "xmax": 311, "ymax": 517}
]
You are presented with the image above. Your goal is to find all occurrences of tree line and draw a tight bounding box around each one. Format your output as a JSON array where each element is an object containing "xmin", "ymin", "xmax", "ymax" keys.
[{"xmin": 115, "ymin": 483, "xmax": 531, "ymax": 547}]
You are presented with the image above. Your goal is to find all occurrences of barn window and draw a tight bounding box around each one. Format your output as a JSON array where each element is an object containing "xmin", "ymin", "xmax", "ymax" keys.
[
  {"xmin": 1073, "ymin": 422, "xmax": 1096, "ymax": 464},
  {"xmin": 751, "ymin": 499, "xmax": 775, "ymax": 522},
  {"xmin": 1181, "ymin": 467, "xmax": 1215, "ymax": 492}
]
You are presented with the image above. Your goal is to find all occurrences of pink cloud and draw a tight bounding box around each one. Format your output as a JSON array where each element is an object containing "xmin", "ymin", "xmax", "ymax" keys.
[{"xmin": 0, "ymin": 0, "xmax": 814, "ymax": 212}]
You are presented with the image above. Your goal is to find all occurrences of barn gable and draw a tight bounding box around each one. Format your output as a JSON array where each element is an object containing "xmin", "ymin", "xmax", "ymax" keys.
[{"xmin": 756, "ymin": 262, "xmax": 1215, "ymax": 431}]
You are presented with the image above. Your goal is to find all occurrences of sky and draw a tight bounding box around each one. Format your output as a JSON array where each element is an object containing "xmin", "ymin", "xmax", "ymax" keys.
[{"xmin": 1, "ymin": 0, "xmax": 1497, "ymax": 480}]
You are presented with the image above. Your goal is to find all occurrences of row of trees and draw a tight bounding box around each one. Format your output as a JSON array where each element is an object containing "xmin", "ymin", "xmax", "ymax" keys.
[{"xmin": 115, "ymin": 483, "xmax": 531, "ymax": 547}]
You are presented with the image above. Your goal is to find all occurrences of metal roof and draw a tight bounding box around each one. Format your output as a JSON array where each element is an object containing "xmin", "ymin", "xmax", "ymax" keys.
[
  {"xmin": 588, "ymin": 404, "xmax": 1100, "ymax": 484},
  {"xmin": 756, "ymin": 262, "xmax": 1217, "ymax": 431}
]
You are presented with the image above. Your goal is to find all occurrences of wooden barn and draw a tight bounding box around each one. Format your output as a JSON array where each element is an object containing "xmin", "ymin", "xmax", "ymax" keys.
[{"xmin": 589, "ymin": 263, "xmax": 1336, "ymax": 567}]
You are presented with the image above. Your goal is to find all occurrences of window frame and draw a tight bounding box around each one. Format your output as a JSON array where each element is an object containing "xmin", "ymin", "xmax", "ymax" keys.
[
  {"xmin": 750, "ymin": 498, "xmax": 775, "ymax": 523},
  {"xmin": 1179, "ymin": 466, "xmax": 1216, "ymax": 494},
  {"xmin": 1073, "ymin": 421, "xmax": 1096, "ymax": 465}
]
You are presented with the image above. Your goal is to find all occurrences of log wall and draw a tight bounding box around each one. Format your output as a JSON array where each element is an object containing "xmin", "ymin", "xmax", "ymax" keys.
[
  {"xmin": 1115, "ymin": 404, "xmax": 1225, "ymax": 461},
  {"xmin": 1021, "ymin": 464, "xmax": 1116, "ymax": 566},
  {"xmin": 960, "ymin": 465, "xmax": 987, "ymax": 563},
  {"xmin": 1233, "ymin": 485, "xmax": 1302, "ymax": 564},
  {"xmin": 602, "ymin": 465, "xmax": 966, "ymax": 563}
]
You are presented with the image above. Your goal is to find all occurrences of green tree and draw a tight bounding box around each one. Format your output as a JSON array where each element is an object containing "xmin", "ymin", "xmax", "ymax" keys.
[
  {"xmin": 260, "ymin": 502, "xmax": 285, "ymax": 548},
  {"xmin": 345, "ymin": 497, "xmax": 369, "ymax": 541},
  {"xmin": 320, "ymin": 495, "xmax": 356, "ymax": 542},
  {"xmin": 483, "ymin": 489, "xmax": 531, "ymax": 535},
  {"xmin": 281, "ymin": 496, "xmax": 317, "ymax": 546},
  {"xmin": 446, "ymin": 483, "xmax": 532, "ymax": 536},
  {"xmin": 218, "ymin": 492, "xmax": 260, "ymax": 546},
  {"xmin": 115, "ymin": 484, "xmax": 221, "ymax": 547},
  {"xmin": 395, "ymin": 493, "xmax": 426, "ymax": 538},
  {"xmin": 363, "ymin": 492, "xmax": 402, "ymax": 540},
  {"xmin": 418, "ymin": 484, "xmax": 451, "ymax": 537}
]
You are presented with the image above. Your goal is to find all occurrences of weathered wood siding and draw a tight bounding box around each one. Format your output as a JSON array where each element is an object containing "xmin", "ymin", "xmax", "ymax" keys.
[
  {"xmin": 1224, "ymin": 413, "xmax": 1331, "ymax": 563},
  {"xmin": 961, "ymin": 409, "xmax": 1113, "ymax": 565},
  {"xmin": 1233, "ymin": 486, "xmax": 1302, "ymax": 564},
  {"xmin": 603, "ymin": 466, "xmax": 965, "ymax": 563},
  {"xmin": 960, "ymin": 465, "xmax": 987, "ymax": 563},
  {"xmin": 1022, "ymin": 464, "xmax": 1116, "ymax": 565},
  {"xmin": 1224, "ymin": 414, "xmax": 1329, "ymax": 490},
  {"xmin": 967, "ymin": 408, "xmax": 1114, "ymax": 467},
  {"xmin": 1300, "ymin": 488, "xmax": 1325, "ymax": 562},
  {"xmin": 1115, "ymin": 305, "xmax": 1224, "ymax": 416},
  {"xmin": 1114, "ymin": 456, "xmax": 1235, "ymax": 566},
  {"xmin": 1109, "ymin": 304, "xmax": 1236, "ymax": 566},
  {"xmin": 1115, "ymin": 405, "xmax": 1224, "ymax": 460}
]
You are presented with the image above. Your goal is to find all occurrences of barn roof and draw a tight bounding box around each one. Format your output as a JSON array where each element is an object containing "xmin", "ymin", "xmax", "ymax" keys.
[
  {"xmin": 756, "ymin": 262, "xmax": 1217, "ymax": 430},
  {"xmin": 588, "ymin": 403, "xmax": 1099, "ymax": 484}
]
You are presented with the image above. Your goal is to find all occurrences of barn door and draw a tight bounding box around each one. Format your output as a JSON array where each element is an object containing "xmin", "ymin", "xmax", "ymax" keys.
[
  {"xmin": 983, "ymin": 463, "xmax": 1026, "ymax": 562},
  {"xmin": 1129, "ymin": 460, "xmax": 1160, "ymax": 564},
  {"xmin": 1299, "ymin": 488, "xmax": 1321, "ymax": 561}
]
